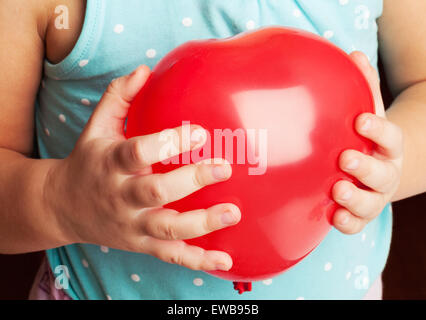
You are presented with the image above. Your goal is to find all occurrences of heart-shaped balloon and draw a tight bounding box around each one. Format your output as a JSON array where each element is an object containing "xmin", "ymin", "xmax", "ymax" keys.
[{"xmin": 126, "ymin": 27, "xmax": 375, "ymax": 282}]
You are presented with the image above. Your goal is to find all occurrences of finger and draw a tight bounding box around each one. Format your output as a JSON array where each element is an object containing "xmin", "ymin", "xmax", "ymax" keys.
[
  {"xmin": 139, "ymin": 237, "xmax": 233, "ymax": 271},
  {"xmin": 349, "ymin": 51, "xmax": 385, "ymax": 117},
  {"xmin": 113, "ymin": 125, "xmax": 207, "ymax": 173},
  {"xmin": 340, "ymin": 149, "xmax": 399, "ymax": 193},
  {"xmin": 122, "ymin": 159, "xmax": 232, "ymax": 207},
  {"xmin": 333, "ymin": 208, "xmax": 367, "ymax": 235},
  {"xmin": 332, "ymin": 180, "xmax": 386, "ymax": 220},
  {"xmin": 355, "ymin": 113, "xmax": 404, "ymax": 159},
  {"xmin": 85, "ymin": 65, "xmax": 151, "ymax": 139},
  {"xmin": 138, "ymin": 204, "xmax": 241, "ymax": 240}
]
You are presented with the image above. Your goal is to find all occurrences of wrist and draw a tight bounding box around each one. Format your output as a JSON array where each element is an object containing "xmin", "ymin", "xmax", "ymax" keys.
[{"xmin": 41, "ymin": 158, "xmax": 78, "ymax": 246}]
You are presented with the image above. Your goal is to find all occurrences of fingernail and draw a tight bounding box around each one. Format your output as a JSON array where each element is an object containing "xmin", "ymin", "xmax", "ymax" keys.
[
  {"xmin": 213, "ymin": 165, "xmax": 230, "ymax": 181},
  {"xmin": 345, "ymin": 158, "xmax": 360, "ymax": 170},
  {"xmin": 339, "ymin": 213, "xmax": 350, "ymax": 226},
  {"xmin": 340, "ymin": 189, "xmax": 353, "ymax": 201},
  {"xmin": 129, "ymin": 67, "xmax": 141, "ymax": 77},
  {"xmin": 215, "ymin": 263, "xmax": 231, "ymax": 271},
  {"xmin": 221, "ymin": 210, "xmax": 238, "ymax": 225},
  {"xmin": 361, "ymin": 118, "xmax": 372, "ymax": 132}
]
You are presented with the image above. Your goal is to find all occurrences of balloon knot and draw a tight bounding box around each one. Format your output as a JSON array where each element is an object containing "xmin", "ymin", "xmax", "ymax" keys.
[{"xmin": 233, "ymin": 281, "xmax": 252, "ymax": 294}]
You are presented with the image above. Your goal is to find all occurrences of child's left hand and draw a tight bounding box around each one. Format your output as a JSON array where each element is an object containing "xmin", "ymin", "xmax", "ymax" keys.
[{"xmin": 332, "ymin": 52, "xmax": 404, "ymax": 235}]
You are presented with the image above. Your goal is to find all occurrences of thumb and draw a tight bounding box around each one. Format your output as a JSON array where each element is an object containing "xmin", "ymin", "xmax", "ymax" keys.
[
  {"xmin": 85, "ymin": 65, "xmax": 151, "ymax": 139},
  {"xmin": 349, "ymin": 51, "xmax": 386, "ymax": 118}
]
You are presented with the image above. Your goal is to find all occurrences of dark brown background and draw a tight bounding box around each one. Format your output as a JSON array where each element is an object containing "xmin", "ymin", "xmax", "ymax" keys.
[{"xmin": 0, "ymin": 59, "xmax": 425, "ymax": 300}]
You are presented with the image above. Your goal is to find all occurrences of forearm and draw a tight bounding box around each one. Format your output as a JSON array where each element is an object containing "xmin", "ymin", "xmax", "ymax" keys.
[
  {"xmin": 0, "ymin": 148, "xmax": 69, "ymax": 254},
  {"xmin": 387, "ymin": 81, "xmax": 426, "ymax": 202}
]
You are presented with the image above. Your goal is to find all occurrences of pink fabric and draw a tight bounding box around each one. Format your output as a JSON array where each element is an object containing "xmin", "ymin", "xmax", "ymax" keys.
[
  {"xmin": 363, "ymin": 276, "xmax": 383, "ymax": 300},
  {"xmin": 28, "ymin": 257, "xmax": 72, "ymax": 300}
]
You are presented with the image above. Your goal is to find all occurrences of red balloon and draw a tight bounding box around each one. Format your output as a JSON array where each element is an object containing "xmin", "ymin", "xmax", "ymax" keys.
[{"xmin": 126, "ymin": 27, "xmax": 375, "ymax": 282}]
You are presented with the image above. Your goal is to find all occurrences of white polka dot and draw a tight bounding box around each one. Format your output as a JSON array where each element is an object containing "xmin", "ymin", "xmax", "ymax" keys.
[
  {"xmin": 131, "ymin": 274, "xmax": 140, "ymax": 282},
  {"xmin": 262, "ymin": 279, "xmax": 273, "ymax": 285},
  {"xmin": 324, "ymin": 262, "xmax": 333, "ymax": 271},
  {"xmin": 82, "ymin": 259, "xmax": 89, "ymax": 268},
  {"xmin": 323, "ymin": 30, "xmax": 334, "ymax": 39},
  {"xmin": 146, "ymin": 49, "xmax": 157, "ymax": 59},
  {"xmin": 346, "ymin": 271, "xmax": 352, "ymax": 280},
  {"xmin": 79, "ymin": 59, "xmax": 89, "ymax": 67},
  {"xmin": 362, "ymin": 233, "xmax": 367, "ymax": 242},
  {"xmin": 106, "ymin": 295, "xmax": 112, "ymax": 300},
  {"xmin": 81, "ymin": 98, "xmax": 91, "ymax": 106},
  {"xmin": 296, "ymin": 297, "xmax": 305, "ymax": 300},
  {"xmin": 371, "ymin": 241, "xmax": 376, "ymax": 248},
  {"xmin": 193, "ymin": 278, "xmax": 204, "ymax": 286},
  {"xmin": 44, "ymin": 128, "xmax": 50, "ymax": 136},
  {"xmin": 114, "ymin": 24, "xmax": 124, "ymax": 34},
  {"xmin": 100, "ymin": 246, "xmax": 109, "ymax": 253},
  {"xmin": 246, "ymin": 20, "xmax": 256, "ymax": 30},
  {"xmin": 339, "ymin": 0, "xmax": 349, "ymax": 5},
  {"xmin": 58, "ymin": 114, "xmax": 66, "ymax": 123},
  {"xmin": 293, "ymin": 9, "xmax": 302, "ymax": 18},
  {"xmin": 182, "ymin": 17, "xmax": 193, "ymax": 27}
]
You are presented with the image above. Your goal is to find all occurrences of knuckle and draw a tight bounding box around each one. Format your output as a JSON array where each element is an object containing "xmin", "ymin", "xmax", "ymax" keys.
[
  {"xmin": 147, "ymin": 179, "xmax": 167, "ymax": 205},
  {"xmin": 157, "ymin": 220, "xmax": 178, "ymax": 240},
  {"xmin": 168, "ymin": 253, "xmax": 183, "ymax": 266},
  {"xmin": 166, "ymin": 243, "xmax": 186, "ymax": 265},
  {"xmin": 111, "ymin": 217, "xmax": 135, "ymax": 243},
  {"xmin": 105, "ymin": 145, "xmax": 119, "ymax": 172},
  {"xmin": 203, "ymin": 210, "xmax": 215, "ymax": 233},
  {"xmin": 192, "ymin": 167, "xmax": 205, "ymax": 188},
  {"xmin": 129, "ymin": 140, "xmax": 147, "ymax": 166},
  {"xmin": 108, "ymin": 194, "xmax": 124, "ymax": 214},
  {"xmin": 135, "ymin": 235, "xmax": 152, "ymax": 254},
  {"xmin": 122, "ymin": 237, "xmax": 142, "ymax": 253},
  {"xmin": 98, "ymin": 179, "xmax": 123, "ymax": 212},
  {"xmin": 107, "ymin": 78, "xmax": 120, "ymax": 95}
]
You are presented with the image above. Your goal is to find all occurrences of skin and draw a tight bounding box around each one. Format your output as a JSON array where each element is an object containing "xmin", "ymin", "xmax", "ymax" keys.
[{"xmin": 0, "ymin": 0, "xmax": 425, "ymax": 272}]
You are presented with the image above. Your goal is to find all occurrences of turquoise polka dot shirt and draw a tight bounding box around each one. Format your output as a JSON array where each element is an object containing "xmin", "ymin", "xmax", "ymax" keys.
[{"xmin": 37, "ymin": 0, "xmax": 391, "ymax": 300}]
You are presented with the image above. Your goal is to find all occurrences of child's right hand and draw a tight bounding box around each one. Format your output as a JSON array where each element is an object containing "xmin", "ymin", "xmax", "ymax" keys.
[{"xmin": 44, "ymin": 65, "xmax": 241, "ymax": 272}]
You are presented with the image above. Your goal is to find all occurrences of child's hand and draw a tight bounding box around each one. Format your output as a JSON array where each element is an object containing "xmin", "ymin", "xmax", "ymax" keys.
[
  {"xmin": 44, "ymin": 65, "xmax": 241, "ymax": 272},
  {"xmin": 332, "ymin": 52, "xmax": 404, "ymax": 234}
]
